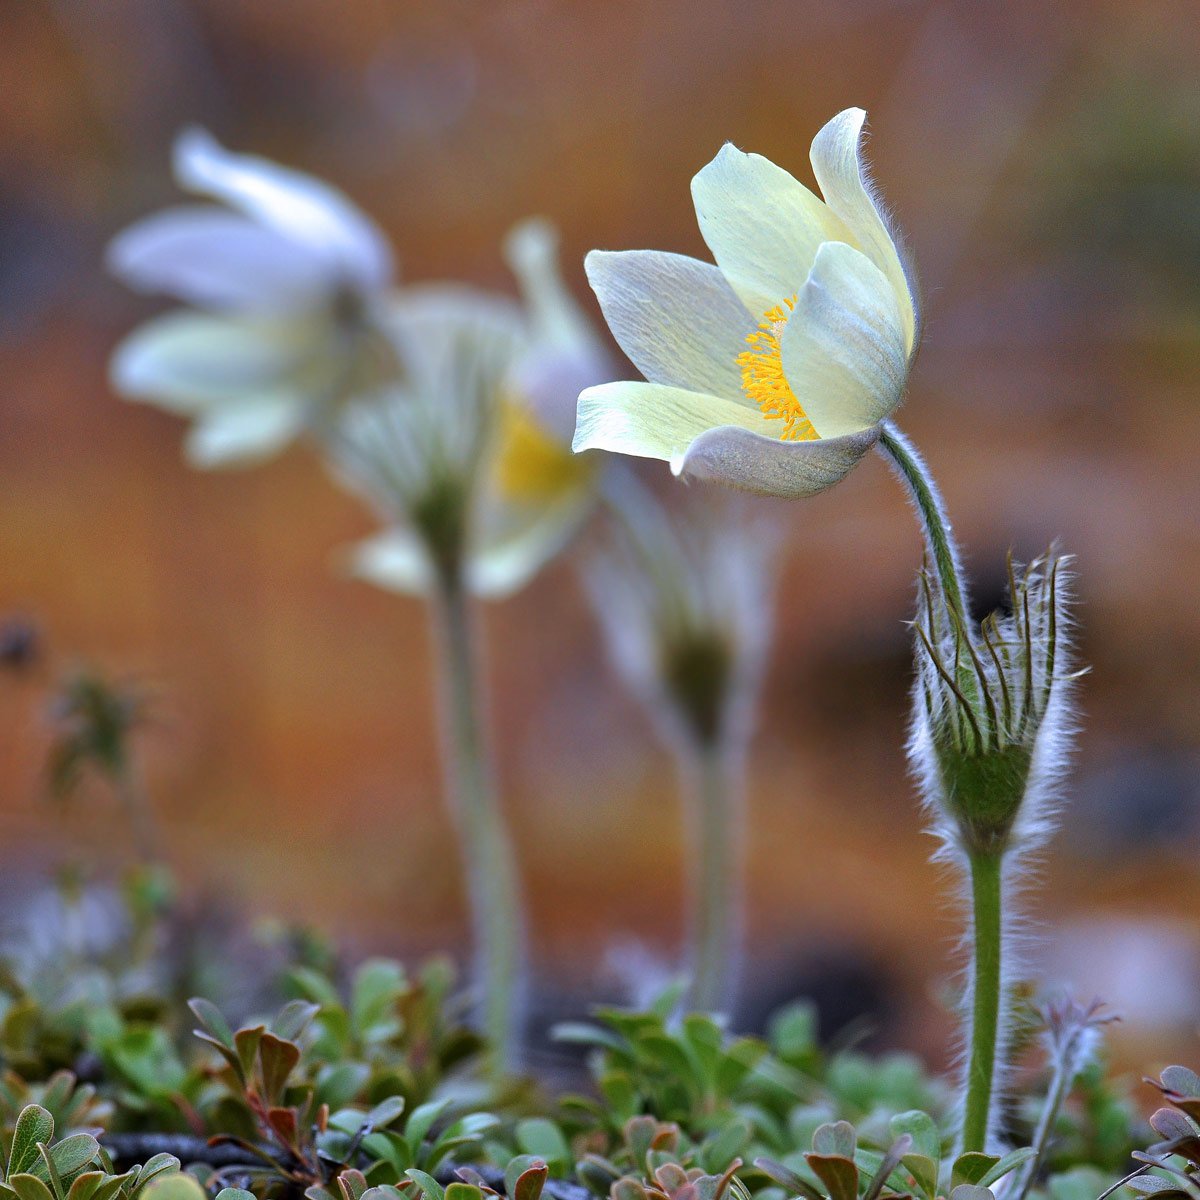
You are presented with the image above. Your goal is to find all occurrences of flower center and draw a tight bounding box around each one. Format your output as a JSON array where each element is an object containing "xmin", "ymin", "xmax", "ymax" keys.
[{"xmin": 736, "ymin": 296, "xmax": 818, "ymax": 441}]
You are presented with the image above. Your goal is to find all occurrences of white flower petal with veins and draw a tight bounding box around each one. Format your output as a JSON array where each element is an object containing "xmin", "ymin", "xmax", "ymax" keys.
[
  {"xmin": 691, "ymin": 143, "xmax": 851, "ymax": 317},
  {"xmin": 778, "ymin": 241, "xmax": 909, "ymax": 439},
  {"xmin": 585, "ymin": 249, "xmax": 755, "ymax": 400},
  {"xmin": 810, "ymin": 107, "xmax": 917, "ymax": 349}
]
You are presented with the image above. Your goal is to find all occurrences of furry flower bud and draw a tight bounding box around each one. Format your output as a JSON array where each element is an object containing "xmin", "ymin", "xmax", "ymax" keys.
[{"xmin": 909, "ymin": 550, "xmax": 1077, "ymax": 860}]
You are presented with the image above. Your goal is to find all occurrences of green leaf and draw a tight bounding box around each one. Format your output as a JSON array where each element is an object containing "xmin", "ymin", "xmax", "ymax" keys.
[
  {"xmin": 139, "ymin": 1180, "xmax": 207, "ymax": 1200},
  {"xmin": 443, "ymin": 1185, "xmax": 481, "ymax": 1200},
  {"xmin": 10, "ymin": 1108, "xmax": 55, "ymax": 1177},
  {"xmin": 516, "ymin": 1120, "xmax": 569, "ymax": 1170},
  {"xmin": 889, "ymin": 1112, "xmax": 940, "ymax": 1162},
  {"xmin": 40, "ymin": 1136, "xmax": 100, "ymax": 1182},
  {"xmin": 8, "ymin": 1176, "xmax": 55, "ymax": 1200},
  {"xmin": 187, "ymin": 999, "xmax": 233, "ymax": 1048},
  {"xmin": 403, "ymin": 1172, "xmax": 444, "ymax": 1200},
  {"xmin": 701, "ymin": 1120, "xmax": 751, "ymax": 1174},
  {"xmin": 404, "ymin": 1101, "xmax": 449, "ymax": 1151},
  {"xmin": 951, "ymin": 1155, "xmax": 999, "ymax": 1190},
  {"xmin": 901, "ymin": 1154, "xmax": 939, "ymax": 1200},
  {"xmin": 978, "ymin": 1149, "xmax": 1035, "ymax": 1188},
  {"xmin": 271, "ymin": 1000, "xmax": 320, "ymax": 1042},
  {"xmin": 811, "ymin": 1123, "xmax": 856, "ymax": 1160},
  {"xmin": 752, "ymin": 1159, "xmax": 823, "ymax": 1200},
  {"xmin": 351, "ymin": 960, "xmax": 406, "ymax": 1037},
  {"xmin": 215, "ymin": 1191, "xmax": 256, "ymax": 1200}
]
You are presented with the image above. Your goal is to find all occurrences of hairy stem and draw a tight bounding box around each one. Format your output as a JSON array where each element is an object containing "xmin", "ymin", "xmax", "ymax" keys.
[
  {"xmin": 876, "ymin": 423, "xmax": 972, "ymax": 632},
  {"xmin": 430, "ymin": 572, "xmax": 525, "ymax": 1076},
  {"xmin": 682, "ymin": 738, "xmax": 743, "ymax": 1014},
  {"xmin": 963, "ymin": 850, "xmax": 1004, "ymax": 1153}
]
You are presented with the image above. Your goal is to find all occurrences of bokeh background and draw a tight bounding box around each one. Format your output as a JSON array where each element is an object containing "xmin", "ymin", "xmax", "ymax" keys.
[{"xmin": 2, "ymin": 0, "xmax": 1198, "ymax": 1075}]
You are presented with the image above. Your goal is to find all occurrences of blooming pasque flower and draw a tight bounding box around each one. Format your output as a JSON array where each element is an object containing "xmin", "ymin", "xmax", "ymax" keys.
[
  {"xmin": 108, "ymin": 128, "xmax": 398, "ymax": 466},
  {"xmin": 575, "ymin": 108, "xmax": 919, "ymax": 497},
  {"xmin": 343, "ymin": 221, "xmax": 604, "ymax": 600}
]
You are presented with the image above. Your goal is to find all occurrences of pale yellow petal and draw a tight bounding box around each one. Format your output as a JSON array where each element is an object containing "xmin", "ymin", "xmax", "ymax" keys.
[
  {"xmin": 691, "ymin": 143, "xmax": 852, "ymax": 316},
  {"xmin": 779, "ymin": 241, "xmax": 909, "ymax": 439},
  {"xmin": 573, "ymin": 381, "xmax": 769, "ymax": 472},
  {"xmin": 809, "ymin": 108, "xmax": 917, "ymax": 349}
]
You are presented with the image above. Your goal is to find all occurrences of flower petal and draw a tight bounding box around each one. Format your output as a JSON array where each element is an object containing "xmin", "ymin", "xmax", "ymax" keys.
[
  {"xmin": 585, "ymin": 249, "xmax": 754, "ymax": 400},
  {"xmin": 106, "ymin": 206, "xmax": 328, "ymax": 313},
  {"xmin": 174, "ymin": 127, "xmax": 393, "ymax": 293},
  {"xmin": 184, "ymin": 397, "xmax": 306, "ymax": 467},
  {"xmin": 573, "ymin": 381, "xmax": 768, "ymax": 471},
  {"xmin": 110, "ymin": 312, "xmax": 307, "ymax": 411},
  {"xmin": 690, "ymin": 143, "xmax": 851, "ymax": 317},
  {"xmin": 469, "ymin": 486, "xmax": 593, "ymax": 598},
  {"xmin": 809, "ymin": 108, "xmax": 917, "ymax": 349},
  {"xmin": 679, "ymin": 423, "xmax": 880, "ymax": 498},
  {"xmin": 779, "ymin": 241, "xmax": 909, "ymax": 439},
  {"xmin": 344, "ymin": 527, "xmax": 435, "ymax": 597}
]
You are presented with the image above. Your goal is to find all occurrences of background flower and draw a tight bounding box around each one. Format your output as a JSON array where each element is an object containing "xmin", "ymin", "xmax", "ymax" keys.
[{"xmin": 108, "ymin": 129, "xmax": 399, "ymax": 466}]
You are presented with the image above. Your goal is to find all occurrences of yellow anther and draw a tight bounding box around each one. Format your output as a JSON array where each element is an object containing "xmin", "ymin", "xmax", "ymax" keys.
[{"xmin": 736, "ymin": 296, "xmax": 818, "ymax": 441}]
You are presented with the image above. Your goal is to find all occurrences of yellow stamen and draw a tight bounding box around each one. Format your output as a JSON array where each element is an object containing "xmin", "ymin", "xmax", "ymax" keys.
[
  {"xmin": 736, "ymin": 296, "xmax": 818, "ymax": 441},
  {"xmin": 494, "ymin": 399, "xmax": 590, "ymax": 501}
]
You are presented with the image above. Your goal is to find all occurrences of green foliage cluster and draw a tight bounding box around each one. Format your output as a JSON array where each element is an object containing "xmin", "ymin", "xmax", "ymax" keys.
[{"xmin": 0, "ymin": 889, "xmax": 1177, "ymax": 1200}]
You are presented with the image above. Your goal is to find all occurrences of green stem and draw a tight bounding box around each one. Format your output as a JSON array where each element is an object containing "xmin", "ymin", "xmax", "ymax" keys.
[
  {"xmin": 876, "ymin": 423, "xmax": 971, "ymax": 630},
  {"xmin": 112, "ymin": 752, "xmax": 160, "ymax": 864},
  {"xmin": 430, "ymin": 571, "xmax": 525, "ymax": 1077},
  {"xmin": 683, "ymin": 739, "xmax": 742, "ymax": 1014},
  {"xmin": 962, "ymin": 850, "xmax": 1004, "ymax": 1153}
]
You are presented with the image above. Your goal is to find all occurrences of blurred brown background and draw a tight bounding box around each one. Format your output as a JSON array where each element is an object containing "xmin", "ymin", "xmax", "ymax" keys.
[{"xmin": 1, "ymin": 0, "xmax": 1198, "ymax": 1072}]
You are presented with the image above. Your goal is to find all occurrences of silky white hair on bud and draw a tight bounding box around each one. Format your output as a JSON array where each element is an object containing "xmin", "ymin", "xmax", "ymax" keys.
[{"xmin": 906, "ymin": 550, "xmax": 1082, "ymax": 1150}]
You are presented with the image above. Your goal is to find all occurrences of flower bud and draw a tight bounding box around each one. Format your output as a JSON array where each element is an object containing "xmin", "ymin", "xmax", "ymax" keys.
[{"xmin": 910, "ymin": 550, "xmax": 1078, "ymax": 860}]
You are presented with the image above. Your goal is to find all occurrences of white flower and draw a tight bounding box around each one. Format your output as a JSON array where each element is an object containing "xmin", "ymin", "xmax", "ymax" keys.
[
  {"xmin": 574, "ymin": 108, "xmax": 919, "ymax": 498},
  {"xmin": 108, "ymin": 128, "xmax": 398, "ymax": 467},
  {"xmin": 584, "ymin": 481, "xmax": 778, "ymax": 748},
  {"xmin": 334, "ymin": 282, "xmax": 597, "ymax": 599}
]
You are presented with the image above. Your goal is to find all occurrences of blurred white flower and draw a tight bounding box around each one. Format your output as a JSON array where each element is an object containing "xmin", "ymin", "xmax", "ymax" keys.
[
  {"xmin": 585, "ymin": 479, "xmax": 779, "ymax": 750},
  {"xmin": 333, "ymin": 283, "xmax": 597, "ymax": 599},
  {"xmin": 575, "ymin": 108, "xmax": 920, "ymax": 498},
  {"xmin": 341, "ymin": 220, "xmax": 607, "ymax": 600},
  {"xmin": 108, "ymin": 128, "xmax": 399, "ymax": 467}
]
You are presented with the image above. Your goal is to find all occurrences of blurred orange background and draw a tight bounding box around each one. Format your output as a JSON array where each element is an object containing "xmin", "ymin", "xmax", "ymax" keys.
[{"xmin": 1, "ymin": 0, "xmax": 1198, "ymax": 1072}]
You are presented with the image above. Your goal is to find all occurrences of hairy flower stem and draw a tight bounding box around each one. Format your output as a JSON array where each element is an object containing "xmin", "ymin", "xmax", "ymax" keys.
[
  {"xmin": 682, "ymin": 739, "xmax": 743, "ymax": 1014},
  {"xmin": 876, "ymin": 423, "xmax": 971, "ymax": 631},
  {"xmin": 877, "ymin": 422, "xmax": 1006, "ymax": 1152},
  {"xmin": 963, "ymin": 851, "xmax": 1004, "ymax": 1153},
  {"xmin": 430, "ymin": 570, "xmax": 525, "ymax": 1077}
]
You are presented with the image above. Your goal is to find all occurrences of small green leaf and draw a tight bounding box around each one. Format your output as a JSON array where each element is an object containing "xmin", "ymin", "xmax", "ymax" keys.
[
  {"xmin": 949, "ymin": 1187, "xmax": 994, "ymax": 1200},
  {"xmin": 8, "ymin": 1176, "xmax": 55, "ymax": 1200},
  {"xmin": 979, "ymin": 1149, "xmax": 1035, "ymax": 1188},
  {"xmin": 258, "ymin": 1033, "xmax": 300, "ymax": 1105},
  {"xmin": 215, "ymin": 1191, "xmax": 256, "ymax": 1200},
  {"xmin": 889, "ymin": 1112, "xmax": 940, "ymax": 1162},
  {"xmin": 10, "ymin": 1108, "xmax": 54, "ymax": 1177},
  {"xmin": 515, "ymin": 1120, "xmax": 570, "ymax": 1171},
  {"xmin": 187, "ymin": 999, "xmax": 233, "ymax": 1048},
  {"xmin": 811, "ymin": 1123, "xmax": 856, "ymax": 1160},
  {"xmin": 403, "ymin": 1174, "xmax": 444, "ymax": 1200},
  {"xmin": 951, "ymin": 1154, "xmax": 999, "ymax": 1190},
  {"xmin": 141, "ymin": 1178, "xmax": 207, "ymax": 1200}
]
